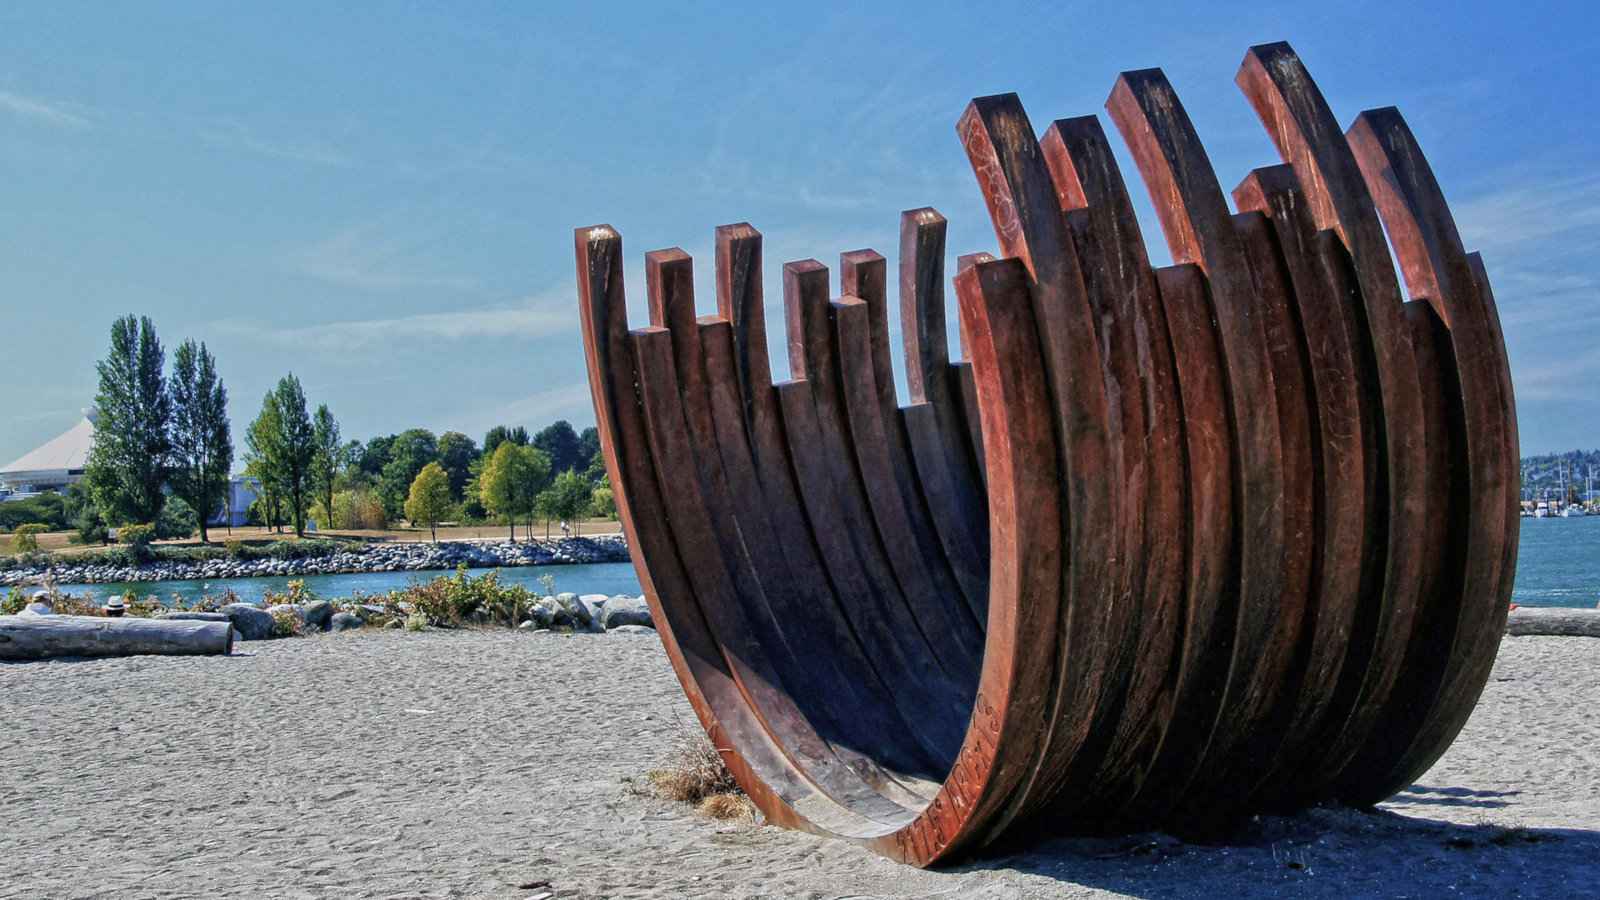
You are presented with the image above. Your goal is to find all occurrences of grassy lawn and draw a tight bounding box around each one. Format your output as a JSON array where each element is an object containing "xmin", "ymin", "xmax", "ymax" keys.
[{"xmin": 1, "ymin": 517, "xmax": 622, "ymax": 560}]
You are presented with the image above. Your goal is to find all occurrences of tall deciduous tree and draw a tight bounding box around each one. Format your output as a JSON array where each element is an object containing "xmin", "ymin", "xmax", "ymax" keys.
[
  {"xmin": 379, "ymin": 428, "xmax": 438, "ymax": 518},
  {"xmin": 533, "ymin": 420, "xmax": 582, "ymax": 474},
  {"xmin": 84, "ymin": 315, "xmax": 171, "ymax": 525},
  {"xmin": 311, "ymin": 405, "xmax": 341, "ymax": 530},
  {"xmin": 576, "ymin": 426, "xmax": 600, "ymax": 476},
  {"xmin": 537, "ymin": 469, "xmax": 593, "ymax": 538},
  {"xmin": 245, "ymin": 391, "xmax": 285, "ymax": 533},
  {"xmin": 270, "ymin": 374, "xmax": 316, "ymax": 537},
  {"xmin": 168, "ymin": 339, "xmax": 232, "ymax": 543},
  {"xmin": 435, "ymin": 431, "xmax": 478, "ymax": 500},
  {"xmin": 478, "ymin": 442, "xmax": 549, "ymax": 542},
  {"xmin": 355, "ymin": 434, "xmax": 394, "ymax": 482},
  {"xmin": 482, "ymin": 425, "xmax": 528, "ymax": 457},
  {"xmin": 404, "ymin": 461, "xmax": 452, "ymax": 542}
]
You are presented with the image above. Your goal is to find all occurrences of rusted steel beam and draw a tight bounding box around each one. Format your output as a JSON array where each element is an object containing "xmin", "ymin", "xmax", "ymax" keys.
[{"xmin": 575, "ymin": 42, "xmax": 1518, "ymax": 866}]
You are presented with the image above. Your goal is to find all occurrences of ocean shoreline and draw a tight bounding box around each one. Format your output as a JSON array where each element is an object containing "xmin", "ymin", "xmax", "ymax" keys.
[{"xmin": 0, "ymin": 535, "xmax": 631, "ymax": 588}]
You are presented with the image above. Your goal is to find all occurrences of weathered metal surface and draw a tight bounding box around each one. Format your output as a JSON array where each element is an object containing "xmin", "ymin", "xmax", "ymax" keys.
[{"xmin": 575, "ymin": 42, "xmax": 1519, "ymax": 865}]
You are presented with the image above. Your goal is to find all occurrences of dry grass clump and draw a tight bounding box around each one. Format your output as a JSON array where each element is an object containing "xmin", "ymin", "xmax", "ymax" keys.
[
  {"xmin": 644, "ymin": 730, "xmax": 753, "ymax": 821},
  {"xmin": 697, "ymin": 792, "xmax": 757, "ymax": 821}
]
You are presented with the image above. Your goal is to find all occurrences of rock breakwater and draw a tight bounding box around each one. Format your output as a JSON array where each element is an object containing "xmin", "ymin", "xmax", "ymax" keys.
[{"xmin": 1, "ymin": 536, "xmax": 631, "ymax": 587}]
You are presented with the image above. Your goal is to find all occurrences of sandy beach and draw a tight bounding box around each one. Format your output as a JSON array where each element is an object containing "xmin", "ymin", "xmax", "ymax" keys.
[{"xmin": 2, "ymin": 630, "xmax": 1595, "ymax": 899}]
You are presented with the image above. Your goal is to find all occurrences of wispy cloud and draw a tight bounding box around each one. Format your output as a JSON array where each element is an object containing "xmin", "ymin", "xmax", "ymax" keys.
[
  {"xmin": 288, "ymin": 219, "xmax": 479, "ymax": 292},
  {"xmin": 199, "ymin": 121, "xmax": 350, "ymax": 167},
  {"xmin": 212, "ymin": 296, "xmax": 573, "ymax": 352},
  {"xmin": 1448, "ymin": 165, "xmax": 1600, "ymax": 413},
  {"xmin": 1510, "ymin": 345, "xmax": 1600, "ymax": 403},
  {"xmin": 461, "ymin": 381, "xmax": 595, "ymax": 431},
  {"xmin": 0, "ymin": 88, "xmax": 91, "ymax": 129},
  {"xmin": 1454, "ymin": 172, "xmax": 1600, "ymax": 254}
]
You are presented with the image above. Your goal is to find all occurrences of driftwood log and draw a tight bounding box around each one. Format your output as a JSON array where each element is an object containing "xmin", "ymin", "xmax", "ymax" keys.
[
  {"xmin": 1507, "ymin": 608, "xmax": 1600, "ymax": 638},
  {"xmin": 576, "ymin": 40, "xmax": 1520, "ymax": 866},
  {"xmin": 0, "ymin": 614, "xmax": 234, "ymax": 661}
]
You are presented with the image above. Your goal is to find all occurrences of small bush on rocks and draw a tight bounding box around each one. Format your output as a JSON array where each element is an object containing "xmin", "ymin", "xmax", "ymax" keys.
[
  {"xmin": 154, "ymin": 546, "xmax": 227, "ymax": 564},
  {"xmin": 392, "ymin": 565, "xmax": 532, "ymax": 627},
  {"xmin": 224, "ymin": 540, "xmax": 248, "ymax": 560},
  {"xmin": 98, "ymin": 546, "xmax": 140, "ymax": 567},
  {"xmin": 404, "ymin": 611, "xmax": 429, "ymax": 632},
  {"xmin": 124, "ymin": 594, "xmax": 165, "ymax": 618},
  {"xmin": 117, "ymin": 523, "xmax": 158, "ymax": 562},
  {"xmin": 262, "ymin": 579, "xmax": 319, "ymax": 608},
  {"xmin": 269, "ymin": 607, "xmax": 303, "ymax": 638},
  {"xmin": 1, "ymin": 588, "xmax": 26, "ymax": 615},
  {"xmin": 261, "ymin": 539, "xmax": 356, "ymax": 561}
]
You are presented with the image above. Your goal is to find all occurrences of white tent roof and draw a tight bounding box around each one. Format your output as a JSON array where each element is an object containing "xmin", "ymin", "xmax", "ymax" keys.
[{"xmin": 2, "ymin": 416, "xmax": 95, "ymax": 476}]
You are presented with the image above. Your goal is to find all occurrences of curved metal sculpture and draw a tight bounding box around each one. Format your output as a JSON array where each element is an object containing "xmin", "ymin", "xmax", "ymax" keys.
[{"xmin": 577, "ymin": 42, "xmax": 1519, "ymax": 866}]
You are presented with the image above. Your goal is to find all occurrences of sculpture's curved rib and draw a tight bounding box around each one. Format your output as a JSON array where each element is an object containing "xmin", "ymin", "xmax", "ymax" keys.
[
  {"xmin": 1037, "ymin": 115, "xmax": 1185, "ymax": 818},
  {"xmin": 1105, "ymin": 70, "xmax": 1290, "ymax": 822},
  {"xmin": 1230, "ymin": 166, "xmax": 1370, "ymax": 807},
  {"xmin": 575, "ymin": 42, "xmax": 1517, "ymax": 866},
  {"xmin": 1235, "ymin": 44, "xmax": 1430, "ymax": 796},
  {"xmin": 1338, "ymin": 108, "xmax": 1514, "ymax": 803}
]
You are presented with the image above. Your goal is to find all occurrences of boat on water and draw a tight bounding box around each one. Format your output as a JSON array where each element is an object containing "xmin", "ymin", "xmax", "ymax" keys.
[{"xmin": 1562, "ymin": 504, "xmax": 1588, "ymax": 518}]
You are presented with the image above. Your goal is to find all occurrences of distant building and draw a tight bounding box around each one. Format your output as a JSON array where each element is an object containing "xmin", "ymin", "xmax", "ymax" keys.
[
  {"xmin": 0, "ymin": 411, "xmax": 96, "ymax": 500},
  {"xmin": 2, "ymin": 408, "xmax": 258, "ymax": 527},
  {"xmin": 217, "ymin": 476, "xmax": 260, "ymax": 528}
]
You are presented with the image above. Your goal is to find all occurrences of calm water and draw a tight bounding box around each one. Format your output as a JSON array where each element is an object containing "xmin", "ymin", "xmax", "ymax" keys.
[
  {"xmin": 1509, "ymin": 514, "xmax": 1600, "ymax": 608},
  {"xmin": 55, "ymin": 562, "xmax": 643, "ymax": 606},
  {"xmin": 48, "ymin": 517, "xmax": 1600, "ymax": 608}
]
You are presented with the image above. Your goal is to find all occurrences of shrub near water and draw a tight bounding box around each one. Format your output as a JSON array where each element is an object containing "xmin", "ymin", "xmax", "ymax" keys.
[
  {"xmin": 116, "ymin": 523, "xmax": 158, "ymax": 562},
  {"xmin": 386, "ymin": 565, "xmax": 536, "ymax": 627}
]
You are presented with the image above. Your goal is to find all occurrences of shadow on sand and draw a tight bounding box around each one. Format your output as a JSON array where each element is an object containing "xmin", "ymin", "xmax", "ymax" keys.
[{"xmin": 947, "ymin": 793, "xmax": 1598, "ymax": 898}]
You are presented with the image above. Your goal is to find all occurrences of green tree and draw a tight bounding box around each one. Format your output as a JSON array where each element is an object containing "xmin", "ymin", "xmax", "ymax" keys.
[
  {"xmin": 537, "ymin": 469, "xmax": 593, "ymax": 538},
  {"xmin": 436, "ymin": 431, "xmax": 478, "ymax": 500},
  {"xmin": 479, "ymin": 442, "xmax": 549, "ymax": 541},
  {"xmin": 10, "ymin": 524, "xmax": 47, "ymax": 554},
  {"xmin": 168, "ymin": 339, "xmax": 232, "ymax": 543},
  {"xmin": 84, "ymin": 315, "xmax": 171, "ymax": 525},
  {"xmin": 533, "ymin": 420, "xmax": 582, "ymax": 474},
  {"xmin": 245, "ymin": 391, "xmax": 286, "ymax": 532},
  {"xmin": 576, "ymin": 426, "xmax": 600, "ymax": 476},
  {"xmin": 404, "ymin": 462, "xmax": 453, "ymax": 542},
  {"xmin": 379, "ymin": 428, "xmax": 438, "ymax": 519},
  {"xmin": 271, "ymin": 375, "xmax": 317, "ymax": 537},
  {"xmin": 482, "ymin": 425, "xmax": 528, "ymax": 457},
  {"xmin": 590, "ymin": 474, "xmax": 616, "ymax": 519},
  {"xmin": 356, "ymin": 434, "xmax": 394, "ymax": 481},
  {"xmin": 311, "ymin": 405, "xmax": 342, "ymax": 530}
]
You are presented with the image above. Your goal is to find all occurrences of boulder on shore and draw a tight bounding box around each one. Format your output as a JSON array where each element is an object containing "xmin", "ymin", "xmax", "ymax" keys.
[
  {"xmin": 608, "ymin": 624, "xmax": 656, "ymax": 635},
  {"xmin": 600, "ymin": 596, "xmax": 652, "ymax": 630},
  {"xmin": 329, "ymin": 611, "xmax": 364, "ymax": 632},
  {"xmin": 555, "ymin": 592, "xmax": 592, "ymax": 628},
  {"xmin": 221, "ymin": 603, "xmax": 275, "ymax": 641},
  {"xmin": 528, "ymin": 603, "xmax": 555, "ymax": 629},
  {"xmin": 302, "ymin": 599, "xmax": 334, "ymax": 631},
  {"xmin": 575, "ymin": 595, "xmax": 606, "ymax": 632}
]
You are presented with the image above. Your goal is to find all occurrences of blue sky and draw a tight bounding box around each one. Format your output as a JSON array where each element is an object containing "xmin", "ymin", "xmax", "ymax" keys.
[{"xmin": 2, "ymin": 1, "xmax": 1594, "ymax": 465}]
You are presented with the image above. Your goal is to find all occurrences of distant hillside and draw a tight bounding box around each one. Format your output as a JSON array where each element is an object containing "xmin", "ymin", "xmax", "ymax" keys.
[{"xmin": 1521, "ymin": 450, "xmax": 1600, "ymax": 502}]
